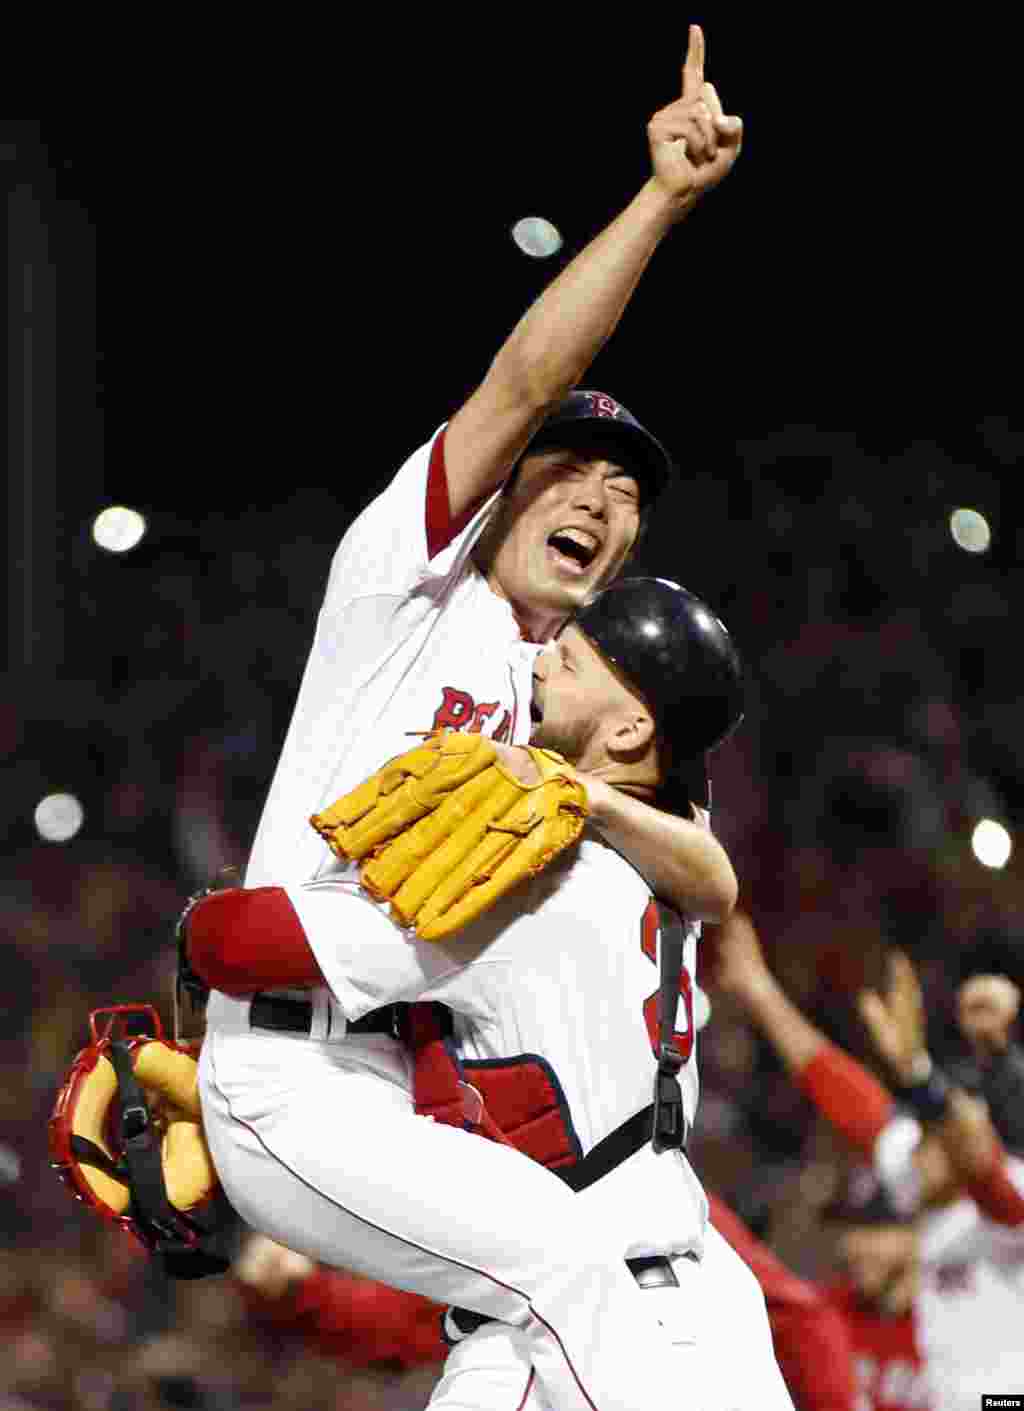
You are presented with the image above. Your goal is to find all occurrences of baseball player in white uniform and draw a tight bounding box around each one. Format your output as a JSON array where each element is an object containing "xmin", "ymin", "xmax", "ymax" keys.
[
  {"xmin": 195, "ymin": 27, "xmax": 745, "ymax": 1411},
  {"xmin": 405, "ymin": 591, "xmax": 791, "ymax": 1411},
  {"xmin": 191, "ymin": 584, "xmax": 792, "ymax": 1410}
]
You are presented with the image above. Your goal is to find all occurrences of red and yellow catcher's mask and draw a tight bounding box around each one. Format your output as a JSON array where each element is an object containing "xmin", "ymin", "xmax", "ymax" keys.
[{"xmin": 49, "ymin": 1005, "xmax": 234, "ymax": 1278}]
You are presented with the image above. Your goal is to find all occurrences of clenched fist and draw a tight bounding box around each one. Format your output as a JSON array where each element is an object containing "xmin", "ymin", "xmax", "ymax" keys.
[{"xmin": 648, "ymin": 25, "xmax": 743, "ymax": 213}]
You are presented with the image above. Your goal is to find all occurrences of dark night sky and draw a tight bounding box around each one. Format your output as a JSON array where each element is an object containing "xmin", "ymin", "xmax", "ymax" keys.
[
  {"xmin": 25, "ymin": 13, "xmax": 1018, "ymax": 517},
  {"xmin": 4, "ymin": 13, "xmax": 1023, "ymax": 861}
]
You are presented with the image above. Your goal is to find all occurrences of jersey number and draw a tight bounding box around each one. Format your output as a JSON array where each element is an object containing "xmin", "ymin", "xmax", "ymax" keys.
[{"xmin": 641, "ymin": 899, "xmax": 694, "ymax": 1064}]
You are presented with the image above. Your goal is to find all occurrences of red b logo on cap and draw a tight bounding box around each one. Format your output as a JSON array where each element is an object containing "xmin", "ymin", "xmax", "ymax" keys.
[{"xmin": 589, "ymin": 393, "xmax": 620, "ymax": 419}]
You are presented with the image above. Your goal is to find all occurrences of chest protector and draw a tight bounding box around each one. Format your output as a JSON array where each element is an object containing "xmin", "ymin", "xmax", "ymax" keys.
[
  {"xmin": 408, "ymin": 900, "xmax": 691, "ymax": 1185},
  {"xmin": 408, "ymin": 1003, "xmax": 583, "ymax": 1169}
]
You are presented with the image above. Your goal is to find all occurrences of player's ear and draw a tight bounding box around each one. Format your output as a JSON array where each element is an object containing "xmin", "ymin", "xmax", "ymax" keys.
[{"xmin": 604, "ymin": 711, "xmax": 656, "ymax": 764}]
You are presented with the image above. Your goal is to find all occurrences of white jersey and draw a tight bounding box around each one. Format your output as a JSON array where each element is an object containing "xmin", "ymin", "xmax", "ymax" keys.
[
  {"xmin": 207, "ymin": 425, "xmax": 539, "ymax": 1038},
  {"xmin": 296, "ymin": 832, "xmax": 707, "ymax": 1257},
  {"xmin": 441, "ymin": 835, "xmax": 707, "ymax": 1258},
  {"xmin": 429, "ymin": 840, "xmax": 699, "ymax": 1144},
  {"xmin": 875, "ymin": 1118, "xmax": 1024, "ymax": 1407},
  {"xmin": 196, "ymin": 424, "xmax": 725, "ymax": 1411},
  {"xmin": 916, "ymin": 1168, "xmax": 1024, "ymax": 1409},
  {"xmin": 244, "ymin": 425, "xmax": 538, "ymax": 889}
]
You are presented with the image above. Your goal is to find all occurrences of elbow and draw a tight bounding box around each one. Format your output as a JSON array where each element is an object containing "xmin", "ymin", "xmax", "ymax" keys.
[
  {"xmin": 700, "ymin": 862, "xmax": 739, "ymax": 926},
  {"xmin": 686, "ymin": 850, "xmax": 738, "ymax": 926},
  {"xmin": 491, "ymin": 341, "xmax": 577, "ymax": 415}
]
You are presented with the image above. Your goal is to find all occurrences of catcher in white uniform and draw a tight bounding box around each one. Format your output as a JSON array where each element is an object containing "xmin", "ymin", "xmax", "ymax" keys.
[
  {"xmin": 189, "ymin": 579, "xmax": 793, "ymax": 1410},
  {"xmin": 191, "ymin": 27, "xmax": 745, "ymax": 1411}
]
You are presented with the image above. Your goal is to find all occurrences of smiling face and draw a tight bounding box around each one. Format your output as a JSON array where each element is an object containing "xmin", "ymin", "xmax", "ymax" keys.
[{"xmin": 474, "ymin": 442, "xmax": 642, "ymax": 643}]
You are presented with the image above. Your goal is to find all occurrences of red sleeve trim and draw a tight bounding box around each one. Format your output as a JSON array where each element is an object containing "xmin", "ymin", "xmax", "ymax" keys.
[
  {"xmin": 425, "ymin": 426, "xmax": 490, "ymax": 561},
  {"xmin": 965, "ymin": 1145, "xmax": 1024, "ymax": 1228},
  {"xmin": 796, "ymin": 1044, "xmax": 895, "ymax": 1158},
  {"xmin": 187, "ymin": 886, "xmax": 324, "ymax": 996}
]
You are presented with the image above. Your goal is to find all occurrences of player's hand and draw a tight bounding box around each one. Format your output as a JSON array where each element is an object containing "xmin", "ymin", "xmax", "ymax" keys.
[
  {"xmin": 857, "ymin": 951, "xmax": 928, "ymax": 1084},
  {"xmin": 648, "ymin": 25, "xmax": 743, "ymax": 214},
  {"xmin": 705, "ymin": 909, "xmax": 772, "ymax": 1002},
  {"xmin": 234, "ymin": 1234, "xmax": 315, "ymax": 1300},
  {"xmin": 957, "ymin": 974, "xmax": 1022, "ymax": 1059}
]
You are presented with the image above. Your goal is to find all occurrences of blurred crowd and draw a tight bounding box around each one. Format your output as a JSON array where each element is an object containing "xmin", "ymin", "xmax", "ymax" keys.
[{"xmin": 4, "ymin": 413, "xmax": 1023, "ymax": 1408}]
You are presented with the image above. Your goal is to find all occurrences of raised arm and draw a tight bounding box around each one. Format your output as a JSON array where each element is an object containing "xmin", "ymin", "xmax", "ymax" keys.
[
  {"xmin": 861, "ymin": 957, "xmax": 1024, "ymax": 1225},
  {"xmin": 710, "ymin": 911, "xmax": 897, "ymax": 1159},
  {"xmin": 442, "ymin": 24, "xmax": 743, "ymax": 522}
]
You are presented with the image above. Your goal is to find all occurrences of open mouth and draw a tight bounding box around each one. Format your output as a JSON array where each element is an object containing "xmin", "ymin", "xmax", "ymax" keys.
[{"xmin": 547, "ymin": 529, "xmax": 600, "ymax": 574}]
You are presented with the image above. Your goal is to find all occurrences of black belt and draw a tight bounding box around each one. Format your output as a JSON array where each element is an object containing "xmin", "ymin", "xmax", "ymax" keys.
[{"xmin": 249, "ymin": 994, "xmax": 407, "ymax": 1039}]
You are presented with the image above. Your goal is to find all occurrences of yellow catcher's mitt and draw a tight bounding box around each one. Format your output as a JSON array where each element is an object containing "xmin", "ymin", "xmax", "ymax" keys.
[{"xmin": 310, "ymin": 732, "xmax": 588, "ymax": 941}]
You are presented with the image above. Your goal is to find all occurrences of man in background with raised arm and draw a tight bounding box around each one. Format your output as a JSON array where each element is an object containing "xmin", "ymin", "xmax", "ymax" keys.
[{"xmin": 711, "ymin": 909, "xmax": 1024, "ymax": 1410}]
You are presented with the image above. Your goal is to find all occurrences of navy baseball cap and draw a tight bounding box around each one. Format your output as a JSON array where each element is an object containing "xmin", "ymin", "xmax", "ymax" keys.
[{"xmin": 523, "ymin": 390, "xmax": 675, "ymax": 503}]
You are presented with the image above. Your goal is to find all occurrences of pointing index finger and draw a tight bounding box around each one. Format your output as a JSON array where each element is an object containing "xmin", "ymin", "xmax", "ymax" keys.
[{"xmin": 682, "ymin": 24, "xmax": 705, "ymax": 100}]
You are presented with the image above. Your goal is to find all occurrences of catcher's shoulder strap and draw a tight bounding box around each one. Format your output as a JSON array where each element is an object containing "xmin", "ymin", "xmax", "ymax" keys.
[
  {"xmin": 651, "ymin": 900, "xmax": 693, "ymax": 1154},
  {"xmin": 560, "ymin": 900, "xmax": 694, "ymax": 1175}
]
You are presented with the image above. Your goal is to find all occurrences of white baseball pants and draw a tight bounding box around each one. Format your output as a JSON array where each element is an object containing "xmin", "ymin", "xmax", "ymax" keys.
[
  {"xmin": 428, "ymin": 1225, "xmax": 796, "ymax": 1411},
  {"xmin": 199, "ymin": 1003, "xmax": 683, "ymax": 1411}
]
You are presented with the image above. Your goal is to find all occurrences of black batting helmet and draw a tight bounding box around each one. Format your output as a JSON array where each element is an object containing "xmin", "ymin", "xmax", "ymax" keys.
[{"xmin": 572, "ymin": 577, "xmax": 744, "ymax": 809}]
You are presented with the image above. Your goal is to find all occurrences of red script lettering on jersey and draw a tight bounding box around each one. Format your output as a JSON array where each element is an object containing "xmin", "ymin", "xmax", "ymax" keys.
[
  {"xmin": 432, "ymin": 688, "xmax": 511, "ymax": 740},
  {"xmin": 640, "ymin": 899, "xmax": 694, "ymax": 1063}
]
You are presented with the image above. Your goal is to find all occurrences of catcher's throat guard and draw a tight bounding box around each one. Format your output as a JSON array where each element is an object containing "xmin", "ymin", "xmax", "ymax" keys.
[{"xmin": 49, "ymin": 1005, "xmax": 234, "ymax": 1279}]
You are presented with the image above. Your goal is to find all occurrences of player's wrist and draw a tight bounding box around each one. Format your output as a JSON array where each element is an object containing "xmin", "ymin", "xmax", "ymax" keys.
[
  {"xmin": 904, "ymin": 1049, "xmax": 934, "ymax": 1084},
  {"xmin": 637, "ymin": 176, "xmax": 696, "ymax": 229},
  {"xmin": 893, "ymin": 1051, "xmax": 953, "ymax": 1124},
  {"xmin": 578, "ymin": 772, "xmax": 616, "ymax": 827}
]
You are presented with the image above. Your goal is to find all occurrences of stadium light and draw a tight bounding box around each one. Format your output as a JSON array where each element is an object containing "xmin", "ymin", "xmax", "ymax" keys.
[
  {"xmin": 34, "ymin": 792, "xmax": 85, "ymax": 843},
  {"xmin": 92, "ymin": 505, "xmax": 147, "ymax": 553},
  {"xmin": 950, "ymin": 508, "xmax": 991, "ymax": 554},
  {"xmin": 511, "ymin": 216, "xmax": 563, "ymax": 259},
  {"xmin": 971, "ymin": 818, "xmax": 1012, "ymax": 870}
]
